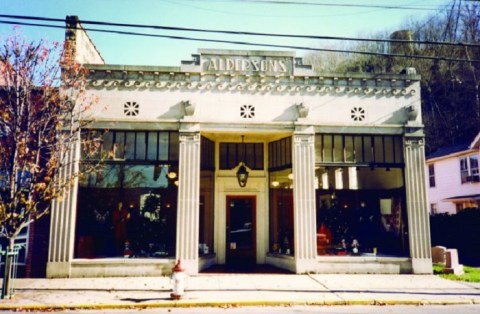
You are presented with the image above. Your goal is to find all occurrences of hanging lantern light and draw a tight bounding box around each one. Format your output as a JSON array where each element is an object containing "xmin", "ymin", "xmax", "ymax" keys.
[
  {"xmin": 236, "ymin": 162, "xmax": 249, "ymax": 187},
  {"xmin": 236, "ymin": 135, "xmax": 249, "ymax": 188}
]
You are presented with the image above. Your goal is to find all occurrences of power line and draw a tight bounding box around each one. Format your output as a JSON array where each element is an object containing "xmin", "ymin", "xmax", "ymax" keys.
[
  {"xmin": 1, "ymin": 19, "xmax": 479, "ymax": 63},
  {"xmin": 177, "ymin": 0, "xmax": 449, "ymax": 11},
  {"xmin": 1, "ymin": 14, "xmax": 479, "ymax": 48},
  {"xmin": 164, "ymin": 0, "xmax": 452, "ymax": 18}
]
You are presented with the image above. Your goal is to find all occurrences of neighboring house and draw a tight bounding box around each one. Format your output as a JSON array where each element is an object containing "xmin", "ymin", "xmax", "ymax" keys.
[{"xmin": 426, "ymin": 132, "xmax": 480, "ymax": 215}]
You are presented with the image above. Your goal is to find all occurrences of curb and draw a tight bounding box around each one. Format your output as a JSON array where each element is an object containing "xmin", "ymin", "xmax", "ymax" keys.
[{"xmin": 0, "ymin": 299, "xmax": 478, "ymax": 311}]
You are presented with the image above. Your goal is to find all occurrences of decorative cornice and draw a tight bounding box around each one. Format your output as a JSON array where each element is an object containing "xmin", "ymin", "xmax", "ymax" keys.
[{"xmin": 86, "ymin": 67, "xmax": 419, "ymax": 96}]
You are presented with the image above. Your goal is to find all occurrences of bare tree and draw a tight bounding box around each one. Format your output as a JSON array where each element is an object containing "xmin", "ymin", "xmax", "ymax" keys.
[
  {"xmin": 0, "ymin": 29, "xmax": 100, "ymax": 298},
  {"xmin": 405, "ymin": 1, "xmax": 480, "ymax": 152}
]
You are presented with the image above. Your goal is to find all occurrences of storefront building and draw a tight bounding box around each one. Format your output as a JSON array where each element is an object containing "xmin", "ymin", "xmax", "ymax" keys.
[{"xmin": 46, "ymin": 17, "xmax": 432, "ymax": 278}]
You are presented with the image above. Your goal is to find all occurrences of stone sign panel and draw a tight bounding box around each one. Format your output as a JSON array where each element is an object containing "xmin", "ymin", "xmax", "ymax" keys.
[{"xmin": 200, "ymin": 51, "xmax": 294, "ymax": 76}]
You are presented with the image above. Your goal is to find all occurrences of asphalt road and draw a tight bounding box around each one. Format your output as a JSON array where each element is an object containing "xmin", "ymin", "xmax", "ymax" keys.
[{"xmin": 4, "ymin": 305, "xmax": 479, "ymax": 314}]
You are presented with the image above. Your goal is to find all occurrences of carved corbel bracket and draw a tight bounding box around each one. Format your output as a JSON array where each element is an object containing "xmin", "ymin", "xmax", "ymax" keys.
[
  {"xmin": 182, "ymin": 100, "xmax": 196, "ymax": 116},
  {"xmin": 296, "ymin": 103, "xmax": 309, "ymax": 119},
  {"xmin": 406, "ymin": 105, "xmax": 418, "ymax": 121}
]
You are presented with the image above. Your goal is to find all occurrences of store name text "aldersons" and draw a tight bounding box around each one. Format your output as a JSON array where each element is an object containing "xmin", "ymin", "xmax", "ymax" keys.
[{"xmin": 205, "ymin": 58, "xmax": 288, "ymax": 73}]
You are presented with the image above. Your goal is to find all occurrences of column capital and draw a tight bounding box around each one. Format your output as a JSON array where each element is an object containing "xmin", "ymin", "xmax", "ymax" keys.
[
  {"xmin": 293, "ymin": 133, "xmax": 314, "ymax": 144},
  {"xmin": 179, "ymin": 132, "xmax": 200, "ymax": 143},
  {"xmin": 404, "ymin": 136, "xmax": 425, "ymax": 147}
]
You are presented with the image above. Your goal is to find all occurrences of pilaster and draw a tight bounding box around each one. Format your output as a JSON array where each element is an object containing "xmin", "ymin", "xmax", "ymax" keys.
[
  {"xmin": 404, "ymin": 135, "xmax": 433, "ymax": 274},
  {"xmin": 292, "ymin": 132, "xmax": 317, "ymax": 273},
  {"xmin": 46, "ymin": 133, "xmax": 81, "ymax": 278},
  {"xmin": 176, "ymin": 132, "xmax": 201, "ymax": 274}
]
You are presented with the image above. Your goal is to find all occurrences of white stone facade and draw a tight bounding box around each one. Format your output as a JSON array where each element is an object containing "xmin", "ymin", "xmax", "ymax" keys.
[{"xmin": 46, "ymin": 19, "xmax": 433, "ymax": 278}]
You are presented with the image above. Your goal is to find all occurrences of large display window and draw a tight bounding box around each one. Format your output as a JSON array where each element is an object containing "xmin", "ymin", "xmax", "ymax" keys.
[
  {"xmin": 315, "ymin": 167, "xmax": 408, "ymax": 257},
  {"xmin": 76, "ymin": 164, "xmax": 178, "ymax": 258},
  {"xmin": 75, "ymin": 130, "xmax": 179, "ymax": 259},
  {"xmin": 314, "ymin": 133, "xmax": 408, "ymax": 257}
]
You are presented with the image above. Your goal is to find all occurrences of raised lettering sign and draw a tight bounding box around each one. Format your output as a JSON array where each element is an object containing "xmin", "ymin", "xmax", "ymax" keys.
[{"xmin": 203, "ymin": 57, "xmax": 291, "ymax": 75}]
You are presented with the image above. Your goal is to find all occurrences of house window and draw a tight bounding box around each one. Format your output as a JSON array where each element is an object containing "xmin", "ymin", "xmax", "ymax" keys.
[
  {"xmin": 428, "ymin": 164, "xmax": 435, "ymax": 187},
  {"xmin": 460, "ymin": 155, "xmax": 480, "ymax": 184},
  {"xmin": 430, "ymin": 203, "xmax": 438, "ymax": 215},
  {"xmin": 471, "ymin": 156, "xmax": 479, "ymax": 181},
  {"xmin": 456, "ymin": 203, "xmax": 464, "ymax": 212}
]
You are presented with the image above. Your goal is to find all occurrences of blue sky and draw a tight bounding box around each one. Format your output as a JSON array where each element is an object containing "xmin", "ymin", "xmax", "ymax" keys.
[{"xmin": 1, "ymin": 0, "xmax": 452, "ymax": 66}]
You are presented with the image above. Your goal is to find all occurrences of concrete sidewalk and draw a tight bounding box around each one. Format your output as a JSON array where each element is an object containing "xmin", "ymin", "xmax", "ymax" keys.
[{"xmin": 1, "ymin": 274, "xmax": 480, "ymax": 311}]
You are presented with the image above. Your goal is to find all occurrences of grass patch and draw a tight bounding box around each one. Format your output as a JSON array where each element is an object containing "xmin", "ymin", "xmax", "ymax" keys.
[{"xmin": 433, "ymin": 264, "xmax": 480, "ymax": 282}]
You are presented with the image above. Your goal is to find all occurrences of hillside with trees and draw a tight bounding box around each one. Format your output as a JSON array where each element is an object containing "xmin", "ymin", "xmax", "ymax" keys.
[{"xmin": 305, "ymin": 1, "xmax": 479, "ymax": 153}]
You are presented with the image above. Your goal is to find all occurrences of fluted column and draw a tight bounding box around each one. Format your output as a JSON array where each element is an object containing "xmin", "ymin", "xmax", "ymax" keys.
[
  {"xmin": 176, "ymin": 132, "xmax": 201, "ymax": 274},
  {"xmin": 404, "ymin": 135, "xmax": 433, "ymax": 274},
  {"xmin": 292, "ymin": 132, "xmax": 317, "ymax": 273},
  {"xmin": 46, "ymin": 133, "xmax": 80, "ymax": 278}
]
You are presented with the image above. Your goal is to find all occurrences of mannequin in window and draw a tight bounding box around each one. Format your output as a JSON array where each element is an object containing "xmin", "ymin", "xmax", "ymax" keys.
[
  {"xmin": 92, "ymin": 204, "xmax": 110, "ymax": 257},
  {"xmin": 112, "ymin": 201, "xmax": 130, "ymax": 255}
]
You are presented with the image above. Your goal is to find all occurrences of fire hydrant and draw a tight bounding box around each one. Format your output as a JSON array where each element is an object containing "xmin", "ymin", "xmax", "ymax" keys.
[{"xmin": 170, "ymin": 260, "xmax": 187, "ymax": 300}]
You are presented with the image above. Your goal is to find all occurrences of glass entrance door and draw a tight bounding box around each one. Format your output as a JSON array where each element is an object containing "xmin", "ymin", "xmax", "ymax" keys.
[{"xmin": 226, "ymin": 195, "xmax": 256, "ymax": 267}]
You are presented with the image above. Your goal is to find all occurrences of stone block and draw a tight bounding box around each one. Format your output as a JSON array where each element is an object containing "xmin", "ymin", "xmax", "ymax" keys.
[
  {"xmin": 431, "ymin": 246, "xmax": 447, "ymax": 264},
  {"xmin": 444, "ymin": 249, "xmax": 464, "ymax": 275}
]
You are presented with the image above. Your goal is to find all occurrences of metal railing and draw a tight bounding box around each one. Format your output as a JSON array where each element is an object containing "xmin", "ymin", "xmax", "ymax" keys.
[{"xmin": 0, "ymin": 243, "xmax": 26, "ymax": 299}]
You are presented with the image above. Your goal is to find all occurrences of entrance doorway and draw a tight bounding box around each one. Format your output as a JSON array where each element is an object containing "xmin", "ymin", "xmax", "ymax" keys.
[{"xmin": 226, "ymin": 195, "xmax": 256, "ymax": 268}]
